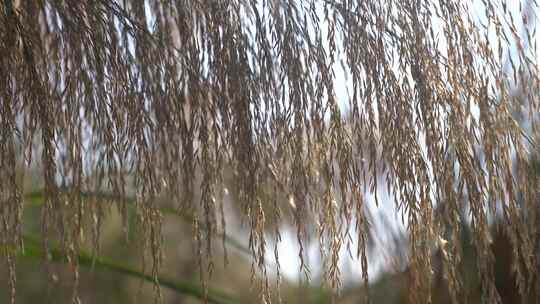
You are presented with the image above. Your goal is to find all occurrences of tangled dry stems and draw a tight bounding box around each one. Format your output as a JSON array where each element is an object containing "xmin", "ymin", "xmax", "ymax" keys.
[{"xmin": 1, "ymin": 0, "xmax": 539, "ymax": 303}]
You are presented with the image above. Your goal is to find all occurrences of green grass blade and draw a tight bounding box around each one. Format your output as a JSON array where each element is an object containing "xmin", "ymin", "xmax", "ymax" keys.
[
  {"xmin": 20, "ymin": 235, "xmax": 238, "ymax": 304},
  {"xmin": 23, "ymin": 190, "xmax": 251, "ymax": 257}
]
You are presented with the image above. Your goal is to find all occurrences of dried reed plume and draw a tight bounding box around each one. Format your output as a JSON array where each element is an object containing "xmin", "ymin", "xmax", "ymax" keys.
[{"xmin": 1, "ymin": 0, "xmax": 539, "ymax": 303}]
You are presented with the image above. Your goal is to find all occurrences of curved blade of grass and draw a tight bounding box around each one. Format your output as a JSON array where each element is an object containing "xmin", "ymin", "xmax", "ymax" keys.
[
  {"xmin": 20, "ymin": 234, "xmax": 238, "ymax": 304},
  {"xmin": 24, "ymin": 190, "xmax": 251, "ymax": 257}
]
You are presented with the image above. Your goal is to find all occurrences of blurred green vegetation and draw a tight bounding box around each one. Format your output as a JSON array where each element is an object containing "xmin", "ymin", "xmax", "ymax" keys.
[{"xmin": 2, "ymin": 185, "xmax": 538, "ymax": 304}]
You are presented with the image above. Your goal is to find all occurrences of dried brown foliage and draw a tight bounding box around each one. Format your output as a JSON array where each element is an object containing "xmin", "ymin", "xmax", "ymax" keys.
[{"xmin": 1, "ymin": 0, "xmax": 539, "ymax": 303}]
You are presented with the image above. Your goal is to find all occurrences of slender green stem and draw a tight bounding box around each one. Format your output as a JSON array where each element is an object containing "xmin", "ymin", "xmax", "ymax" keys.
[
  {"xmin": 20, "ymin": 235, "xmax": 238, "ymax": 304},
  {"xmin": 23, "ymin": 190, "xmax": 252, "ymax": 256}
]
